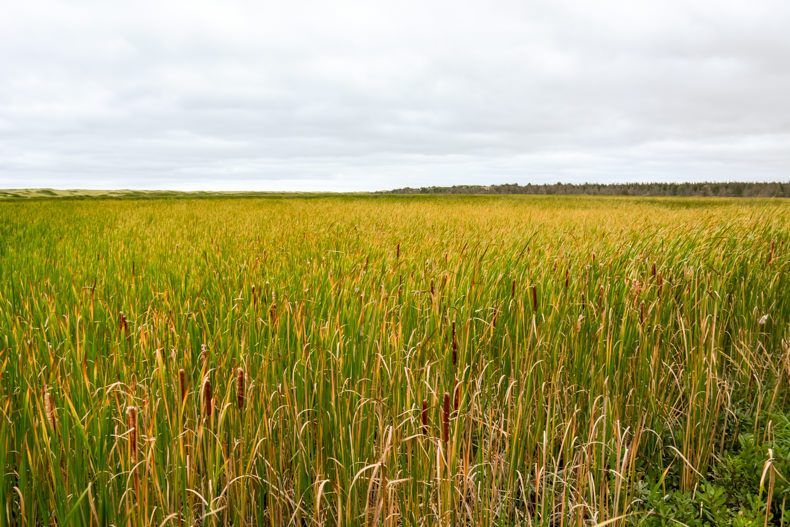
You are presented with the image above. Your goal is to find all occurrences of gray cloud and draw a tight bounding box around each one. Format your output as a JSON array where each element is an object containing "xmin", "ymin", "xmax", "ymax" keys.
[{"xmin": 1, "ymin": 0, "xmax": 788, "ymax": 190}]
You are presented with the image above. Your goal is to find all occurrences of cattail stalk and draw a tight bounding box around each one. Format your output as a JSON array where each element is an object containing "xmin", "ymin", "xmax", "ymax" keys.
[
  {"xmin": 421, "ymin": 399, "xmax": 429, "ymax": 436},
  {"xmin": 451, "ymin": 321, "xmax": 457, "ymax": 367},
  {"xmin": 127, "ymin": 406, "xmax": 139, "ymax": 497},
  {"xmin": 453, "ymin": 377, "xmax": 459, "ymax": 413},
  {"xmin": 236, "ymin": 368, "xmax": 245, "ymax": 410},
  {"xmin": 442, "ymin": 392, "xmax": 450, "ymax": 447}
]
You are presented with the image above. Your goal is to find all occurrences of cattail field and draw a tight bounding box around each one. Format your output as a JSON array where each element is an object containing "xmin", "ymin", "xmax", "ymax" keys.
[{"xmin": 0, "ymin": 194, "xmax": 789, "ymax": 526}]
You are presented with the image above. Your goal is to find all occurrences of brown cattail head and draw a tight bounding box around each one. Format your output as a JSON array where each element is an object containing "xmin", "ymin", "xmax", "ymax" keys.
[
  {"xmin": 651, "ymin": 263, "xmax": 656, "ymax": 277},
  {"xmin": 657, "ymin": 274, "xmax": 663, "ymax": 297},
  {"xmin": 451, "ymin": 321, "xmax": 457, "ymax": 367},
  {"xmin": 565, "ymin": 269, "xmax": 570, "ymax": 289},
  {"xmin": 430, "ymin": 279, "xmax": 435, "ymax": 297},
  {"xmin": 236, "ymin": 368, "xmax": 245, "ymax": 410},
  {"xmin": 270, "ymin": 293, "xmax": 277, "ymax": 321},
  {"xmin": 531, "ymin": 285, "xmax": 538, "ymax": 311},
  {"xmin": 119, "ymin": 311, "xmax": 129, "ymax": 338},
  {"xmin": 178, "ymin": 369, "xmax": 186, "ymax": 403},
  {"xmin": 43, "ymin": 389, "xmax": 56, "ymax": 430},
  {"xmin": 511, "ymin": 278, "xmax": 516, "ymax": 299},
  {"xmin": 203, "ymin": 377, "xmax": 212, "ymax": 418},
  {"xmin": 252, "ymin": 285, "xmax": 257, "ymax": 306},
  {"xmin": 199, "ymin": 344, "xmax": 207, "ymax": 370},
  {"xmin": 442, "ymin": 393, "xmax": 450, "ymax": 445},
  {"xmin": 421, "ymin": 399, "xmax": 429, "ymax": 436},
  {"xmin": 126, "ymin": 406, "xmax": 138, "ymax": 460},
  {"xmin": 640, "ymin": 301, "xmax": 645, "ymax": 326},
  {"xmin": 396, "ymin": 242, "xmax": 400, "ymax": 259}
]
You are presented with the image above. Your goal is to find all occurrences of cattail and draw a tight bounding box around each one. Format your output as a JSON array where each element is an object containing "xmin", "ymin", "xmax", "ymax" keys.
[
  {"xmin": 127, "ymin": 406, "xmax": 139, "ymax": 497},
  {"xmin": 640, "ymin": 301, "xmax": 645, "ymax": 326},
  {"xmin": 651, "ymin": 263, "xmax": 656, "ymax": 277},
  {"xmin": 236, "ymin": 368, "xmax": 245, "ymax": 410},
  {"xmin": 178, "ymin": 369, "xmax": 186, "ymax": 403},
  {"xmin": 199, "ymin": 344, "xmax": 207, "ymax": 370},
  {"xmin": 270, "ymin": 293, "xmax": 277, "ymax": 321},
  {"xmin": 565, "ymin": 269, "xmax": 569, "ymax": 289},
  {"xmin": 657, "ymin": 274, "xmax": 663, "ymax": 297},
  {"xmin": 126, "ymin": 406, "xmax": 137, "ymax": 461},
  {"xmin": 511, "ymin": 278, "xmax": 516, "ymax": 299},
  {"xmin": 442, "ymin": 393, "xmax": 450, "ymax": 446},
  {"xmin": 43, "ymin": 388, "xmax": 56, "ymax": 430},
  {"xmin": 531, "ymin": 285, "xmax": 538, "ymax": 311},
  {"xmin": 203, "ymin": 377, "xmax": 212, "ymax": 418},
  {"xmin": 396, "ymin": 243, "xmax": 400, "ymax": 259},
  {"xmin": 421, "ymin": 400, "xmax": 429, "ymax": 436},
  {"xmin": 252, "ymin": 285, "xmax": 257, "ymax": 306},
  {"xmin": 451, "ymin": 321, "xmax": 457, "ymax": 367},
  {"xmin": 430, "ymin": 279, "xmax": 435, "ymax": 297},
  {"xmin": 119, "ymin": 311, "xmax": 129, "ymax": 337}
]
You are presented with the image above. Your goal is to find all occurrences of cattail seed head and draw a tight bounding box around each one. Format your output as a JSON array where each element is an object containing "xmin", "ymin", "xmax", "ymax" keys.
[
  {"xmin": 203, "ymin": 377, "xmax": 212, "ymax": 418},
  {"xmin": 531, "ymin": 285, "xmax": 538, "ymax": 311},
  {"xmin": 179, "ymin": 369, "xmax": 186, "ymax": 403},
  {"xmin": 421, "ymin": 399, "xmax": 429, "ymax": 436},
  {"xmin": 44, "ymin": 389, "xmax": 56, "ymax": 430},
  {"xmin": 236, "ymin": 368, "xmax": 245, "ymax": 410},
  {"xmin": 511, "ymin": 278, "xmax": 516, "ymax": 299},
  {"xmin": 199, "ymin": 344, "xmax": 207, "ymax": 370},
  {"xmin": 270, "ymin": 293, "xmax": 277, "ymax": 321},
  {"xmin": 565, "ymin": 269, "xmax": 570, "ymax": 289},
  {"xmin": 126, "ymin": 406, "xmax": 137, "ymax": 460},
  {"xmin": 396, "ymin": 242, "xmax": 400, "ymax": 259}
]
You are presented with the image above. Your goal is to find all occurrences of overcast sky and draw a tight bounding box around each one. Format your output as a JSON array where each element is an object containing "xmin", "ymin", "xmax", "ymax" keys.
[{"xmin": 1, "ymin": 1, "xmax": 788, "ymax": 191}]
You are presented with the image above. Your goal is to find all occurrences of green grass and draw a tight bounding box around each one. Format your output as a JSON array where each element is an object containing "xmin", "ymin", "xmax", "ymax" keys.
[{"xmin": 0, "ymin": 195, "xmax": 788, "ymax": 526}]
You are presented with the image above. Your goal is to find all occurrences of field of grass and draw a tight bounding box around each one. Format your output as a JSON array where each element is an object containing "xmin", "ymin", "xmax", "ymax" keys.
[{"xmin": 0, "ymin": 195, "xmax": 789, "ymax": 526}]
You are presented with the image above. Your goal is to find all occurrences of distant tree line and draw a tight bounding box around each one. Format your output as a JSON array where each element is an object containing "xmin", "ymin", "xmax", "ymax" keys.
[{"xmin": 383, "ymin": 181, "xmax": 790, "ymax": 197}]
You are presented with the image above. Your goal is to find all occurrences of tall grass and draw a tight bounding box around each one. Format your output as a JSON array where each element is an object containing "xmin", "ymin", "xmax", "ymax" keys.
[{"xmin": 0, "ymin": 195, "xmax": 788, "ymax": 525}]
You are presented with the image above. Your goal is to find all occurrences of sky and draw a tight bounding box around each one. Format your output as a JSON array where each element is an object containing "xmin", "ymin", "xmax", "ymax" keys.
[{"xmin": 1, "ymin": 1, "xmax": 789, "ymax": 191}]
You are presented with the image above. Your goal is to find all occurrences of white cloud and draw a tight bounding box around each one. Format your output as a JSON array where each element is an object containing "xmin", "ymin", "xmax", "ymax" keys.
[{"xmin": 0, "ymin": 0, "xmax": 788, "ymax": 190}]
